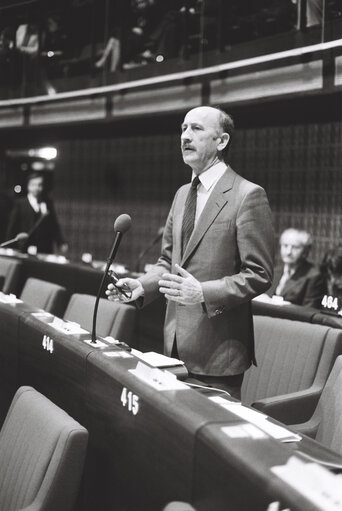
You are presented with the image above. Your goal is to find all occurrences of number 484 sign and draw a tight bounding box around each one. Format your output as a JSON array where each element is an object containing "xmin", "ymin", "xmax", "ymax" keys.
[{"xmin": 121, "ymin": 387, "xmax": 140, "ymax": 416}]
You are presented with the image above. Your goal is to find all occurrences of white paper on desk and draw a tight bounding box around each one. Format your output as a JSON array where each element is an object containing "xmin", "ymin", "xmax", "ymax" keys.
[
  {"xmin": 50, "ymin": 317, "xmax": 89, "ymax": 335},
  {"xmin": 131, "ymin": 349, "xmax": 184, "ymax": 368},
  {"xmin": 103, "ymin": 350, "xmax": 133, "ymax": 359},
  {"xmin": 31, "ymin": 312, "xmax": 54, "ymax": 318},
  {"xmin": 272, "ymin": 456, "xmax": 342, "ymax": 510},
  {"xmin": 222, "ymin": 404, "xmax": 301, "ymax": 442},
  {"xmin": 209, "ymin": 395, "xmax": 241, "ymax": 406},
  {"xmin": 0, "ymin": 292, "xmax": 23, "ymax": 304}
]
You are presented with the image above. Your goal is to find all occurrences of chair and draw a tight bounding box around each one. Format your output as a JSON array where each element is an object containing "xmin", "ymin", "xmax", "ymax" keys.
[
  {"xmin": 312, "ymin": 311, "xmax": 342, "ymax": 329},
  {"xmin": 0, "ymin": 386, "xmax": 88, "ymax": 511},
  {"xmin": 63, "ymin": 293, "xmax": 136, "ymax": 343},
  {"xmin": 252, "ymin": 300, "xmax": 317, "ymax": 323},
  {"xmin": 20, "ymin": 278, "xmax": 68, "ymax": 317},
  {"xmin": 292, "ymin": 356, "xmax": 342, "ymax": 453},
  {"xmin": 0, "ymin": 256, "xmax": 22, "ymax": 295},
  {"xmin": 241, "ymin": 316, "xmax": 342, "ymax": 424}
]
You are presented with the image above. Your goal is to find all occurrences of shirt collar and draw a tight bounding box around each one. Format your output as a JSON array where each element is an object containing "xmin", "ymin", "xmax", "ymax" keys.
[{"xmin": 192, "ymin": 161, "xmax": 227, "ymax": 192}]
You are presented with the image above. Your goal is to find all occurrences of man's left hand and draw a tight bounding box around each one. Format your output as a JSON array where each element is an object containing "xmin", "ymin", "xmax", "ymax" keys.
[{"xmin": 159, "ymin": 264, "xmax": 204, "ymax": 305}]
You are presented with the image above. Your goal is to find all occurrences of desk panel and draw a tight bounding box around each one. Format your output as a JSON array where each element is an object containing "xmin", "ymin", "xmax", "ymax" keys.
[
  {"xmin": 0, "ymin": 301, "xmax": 36, "ymax": 425},
  {"xmin": 85, "ymin": 351, "xmax": 235, "ymax": 511},
  {"xmin": 18, "ymin": 315, "xmax": 106, "ymax": 423}
]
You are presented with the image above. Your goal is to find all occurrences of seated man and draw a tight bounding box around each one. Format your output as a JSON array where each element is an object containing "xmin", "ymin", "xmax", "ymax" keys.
[
  {"xmin": 257, "ymin": 227, "xmax": 324, "ymax": 308},
  {"xmin": 320, "ymin": 245, "xmax": 342, "ymax": 302}
]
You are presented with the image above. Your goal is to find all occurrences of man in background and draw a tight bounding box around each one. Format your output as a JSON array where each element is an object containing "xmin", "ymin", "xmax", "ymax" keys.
[
  {"xmin": 263, "ymin": 227, "xmax": 324, "ymax": 308},
  {"xmin": 107, "ymin": 106, "xmax": 274, "ymax": 398},
  {"xmin": 6, "ymin": 172, "xmax": 67, "ymax": 254}
]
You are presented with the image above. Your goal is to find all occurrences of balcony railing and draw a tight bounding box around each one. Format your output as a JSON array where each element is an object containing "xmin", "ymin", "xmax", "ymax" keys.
[{"xmin": 0, "ymin": 0, "xmax": 340, "ymax": 100}]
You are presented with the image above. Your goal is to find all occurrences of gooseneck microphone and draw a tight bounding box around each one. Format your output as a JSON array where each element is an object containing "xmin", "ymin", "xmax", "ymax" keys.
[
  {"xmin": 0, "ymin": 232, "xmax": 29, "ymax": 248},
  {"xmin": 91, "ymin": 214, "xmax": 132, "ymax": 344}
]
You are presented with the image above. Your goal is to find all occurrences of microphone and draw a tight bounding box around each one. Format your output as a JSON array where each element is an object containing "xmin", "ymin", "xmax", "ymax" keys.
[
  {"xmin": 135, "ymin": 226, "xmax": 164, "ymax": 272},
  {"xmin": 91, "ymin": 214, "xmax": 132, "ymax": 344},
  {"xmin": 0, "ymin": 232, "xmax": 29, "ymax": 248},
  {"xmin": 27, "ymin": 211, "xmax": 50, "ymax": 238}
]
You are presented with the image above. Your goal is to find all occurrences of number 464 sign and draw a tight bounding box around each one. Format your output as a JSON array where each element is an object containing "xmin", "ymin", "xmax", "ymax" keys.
[
  {"xmin": 321, "ymin": 295, "xmax": 342, "ymax": 316},
  {"xmin": 121, "ymin": 387, "xmax": 140, "ymax": 416}
]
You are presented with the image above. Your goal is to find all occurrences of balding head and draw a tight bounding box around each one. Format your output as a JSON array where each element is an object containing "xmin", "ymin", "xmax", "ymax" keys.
[{"xmin": 181, "ymin": 106, "xmax": 234, "ymax": 174}]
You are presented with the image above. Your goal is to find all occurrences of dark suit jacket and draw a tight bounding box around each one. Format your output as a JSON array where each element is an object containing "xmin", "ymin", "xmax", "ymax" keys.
[
  {"xmin": 6, "ymin": 197, "xmax": 64, "ymax": 253},
  {"xmin": 267, "ymin": 259, "xmax": 325, "ymax": 309},
  {"xmin": 139, "ymin": 166, "xmax": 274, "ymax": 376}
]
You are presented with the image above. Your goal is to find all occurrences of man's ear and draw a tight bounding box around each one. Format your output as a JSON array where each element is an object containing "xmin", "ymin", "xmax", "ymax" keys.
[{"xmin": 217, "ymin": 132, "xmax": 230, "ymax": 152}]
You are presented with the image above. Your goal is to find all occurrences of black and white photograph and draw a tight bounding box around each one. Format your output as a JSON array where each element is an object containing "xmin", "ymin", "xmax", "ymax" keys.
[{"xmin": 0, "ymin": 0, "xmax": 341, "ymax": 510}]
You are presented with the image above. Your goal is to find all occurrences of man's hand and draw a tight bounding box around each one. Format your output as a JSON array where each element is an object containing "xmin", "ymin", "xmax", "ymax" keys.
[
  {"xmin": 106, "ymin": 278, "xmax": 144, "ymax": 303},
  {"xmin": 158, "ymin": 264, "xmax": 204, "ymax": 305}
]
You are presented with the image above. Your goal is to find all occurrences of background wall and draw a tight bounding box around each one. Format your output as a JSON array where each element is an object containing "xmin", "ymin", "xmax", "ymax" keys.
[{"xmin": 0, "ymin": 94, "xmax": 341, "ymax": 270}]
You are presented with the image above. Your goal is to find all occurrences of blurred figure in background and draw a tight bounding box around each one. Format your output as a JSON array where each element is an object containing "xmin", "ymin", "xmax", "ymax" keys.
[
  {"xmin": 40, "ymin": 14, "xmax": 69, "ymax": 93},
  {"xmin": 292, "ymin": 0, "xmax": 323, "ymax": 27},
  {"xmin": 259, "ymin": 227, "xmax": 324, "ymax": 307},
  {"xmin": 6, "ymin": 172, "xmax": 67, "ymax": 254},
  {"xmin": 320, "ymin": 245, "xmax": 342, "ymax": 302},
  {"xmin": 0, "ymin": 191, "xmax": 12, "ymax": 243}
]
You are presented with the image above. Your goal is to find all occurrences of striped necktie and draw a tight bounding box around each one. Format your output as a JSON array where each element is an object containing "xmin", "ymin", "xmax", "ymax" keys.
[{"xmin": 181, "ymin": 175, "xmax": 200, "ymax": 256}]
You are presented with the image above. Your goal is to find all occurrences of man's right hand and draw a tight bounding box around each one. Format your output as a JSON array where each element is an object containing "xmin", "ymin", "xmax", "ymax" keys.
[{"xmin": 106, "ymin": 278, "xmax": 144, "ymax": 303}]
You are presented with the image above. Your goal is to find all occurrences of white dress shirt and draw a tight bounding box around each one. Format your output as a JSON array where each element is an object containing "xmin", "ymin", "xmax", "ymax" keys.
[
  {"xmin": 27, "ymin": 194, "xmax": 47, "ymax": 215},
  {"xmin": 275, "ymin": 264, "xmax": 296, "ymax": 296},
  {"xmin": 192, "ymin": 161, "xmax": 227, "ymax": 225}
]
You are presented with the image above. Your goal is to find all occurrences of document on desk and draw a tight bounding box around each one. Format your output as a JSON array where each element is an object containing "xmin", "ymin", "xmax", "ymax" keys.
[
  {"xmin": 272, "ymin": 456, "xmax": 342, "ymax": 510},
  {"xmin": 130, "ymin": 349, "xmax": 184, "ymax": 368},
  {"xmin": 50, "ymin": 317, "xmax": 89, "ymax": 335},
  {"xmin": 221, "ymin": 403, "xmax": 301, "ymax": 442},
  {"xmin": 0, "ymin": 292, "xmax": 23, "ymax": 304}
]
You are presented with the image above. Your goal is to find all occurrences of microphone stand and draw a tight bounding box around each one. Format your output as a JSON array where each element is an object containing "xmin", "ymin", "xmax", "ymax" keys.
[{"xmin": 91, "ymin": 231, "xmax": 122, "ymax": 344}]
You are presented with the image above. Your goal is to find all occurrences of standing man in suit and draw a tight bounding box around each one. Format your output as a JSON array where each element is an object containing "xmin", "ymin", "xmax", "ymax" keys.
[
  {"xmin": 107, "ymin": 106, "xmax": 274, "ymax": 398},
  {"xmin": 264, "ymin": 228, "xmax": 324, "ymax": 308},
  {"xmin": 6, "ymin": 172, "xmax": 67, "ymax": 254}
]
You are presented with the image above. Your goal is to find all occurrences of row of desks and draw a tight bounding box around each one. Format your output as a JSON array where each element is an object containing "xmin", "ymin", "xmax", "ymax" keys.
[
  {"xmin": 1, "ymin": 297, "xmax": 341, "ymax": 511},
  {"xmin": 1, "ymin": 252, "xmax": 166, "ymax": 353}
]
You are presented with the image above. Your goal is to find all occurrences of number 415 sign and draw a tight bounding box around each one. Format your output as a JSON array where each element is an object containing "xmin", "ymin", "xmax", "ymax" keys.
[{"xmin": 121, "ymin": 388, "xmax": 140, "ymax": 416}]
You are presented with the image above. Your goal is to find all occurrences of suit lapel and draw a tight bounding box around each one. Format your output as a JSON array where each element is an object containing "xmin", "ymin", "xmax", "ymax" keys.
[
  {"xmin": 181, "ymin": 167, "xmax": 236, "ymax": 266},
  {"xmin": 282, "ymin": 260, "xmax": 310, "ymax": 296}
]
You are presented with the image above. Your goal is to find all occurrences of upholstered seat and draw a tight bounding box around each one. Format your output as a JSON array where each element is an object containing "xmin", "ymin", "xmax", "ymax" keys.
[
  {"xmin": 241, "ymin": 316, "xmax": 342, "ymax": 424},
  {"xmin": 20, "ymin": 277, "xmax": 68, "ymax": 317},
  {"xmin": 63, "ymin": 293, "xmax": 136, "ymax": 343},
  {"xmin": 0, "ymin": 256, "xmax": 22, "ymax": 295},
  {"xmin": 292, "ymin": 356, "xmax": 342, "ymax": 453},
  {"xmin": 163, "ymin": 503, "xmax": 197, "ymax": 511},
  {"xmin": 0, "ymin": 386, "xmax": 88, "ymax": 511}
]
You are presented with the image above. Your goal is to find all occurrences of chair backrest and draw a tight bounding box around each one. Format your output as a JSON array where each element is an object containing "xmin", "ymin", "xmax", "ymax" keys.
[
  {"xmin": 242, "ymin": 316, "xmax": 342, "ymax": 405},
  {"xmin": 64, "ymin": 293, "xmax": 136, "ymax": 343},
  {"xmin": 0, "ymin": 256, "xmax": 22, "ymax": 295},
  {"xmin": 20, "ymin": 277, "xmax": 68, "ymax": 317},
  {"xmin": 312, "ymin": 356, "xmax": 342, "ymax": 453},
  {"xmin": 0, "ymin": 386, "xmax": 88, "ymax": 511},
  {"xmin": 312, "ymin": 311, "xmax": 342, "ymax": 329},
  {"xmin": 252, "ymin": 300, "xmax": 317, "ymax": 323}
]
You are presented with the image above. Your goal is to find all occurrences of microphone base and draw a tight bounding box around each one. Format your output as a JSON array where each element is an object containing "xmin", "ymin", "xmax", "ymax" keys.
[{"xmin": 84, "ymin": 339, "xmax": 107, "ymax": 348}]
